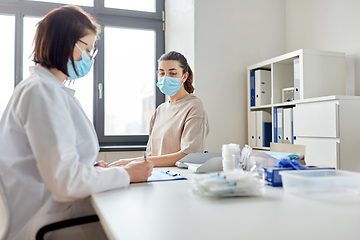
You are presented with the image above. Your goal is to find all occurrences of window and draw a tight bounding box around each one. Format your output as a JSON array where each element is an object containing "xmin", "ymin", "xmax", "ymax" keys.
[
  {"xmin": 23, "ymin": 16, "xmax": 42, "ymax": 80},
  {"xmin": 28, "ymin": 0, "xmax": 93, "ymax": 6},
  {"xmin": 0, "ymin": 0, "xmax": 165, "ymax": 149},
  {"xmin": 105, "ymin": 0, "xmax": 156, "ymax": 12},
  {"xmin": 0, "ymin": 15, "xmax": 15, "ymax": 119},
  {"xmin": 104, "ymin": 27, "xmax": 155, "ymax": 136}
]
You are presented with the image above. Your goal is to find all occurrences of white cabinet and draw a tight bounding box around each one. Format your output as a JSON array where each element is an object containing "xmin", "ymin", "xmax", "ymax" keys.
[
  {"xmin": 293, "ymin": 96, "xmax": 360, "ymax": 172},
  {"xmin": 293, "ymin": 100, "xmax": 339, "ymax": 138},
  {"xmin": 247, "ymin": 49, "xmax": 346, "ymax": 150},
  {"xmin": 293, "ymin": 138, "xmax": 339, "ymax": 169}
]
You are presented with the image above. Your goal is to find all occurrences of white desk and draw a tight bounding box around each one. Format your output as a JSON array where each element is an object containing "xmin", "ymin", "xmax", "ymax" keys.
[{"xmin": 91, "ymin": 168, "xmax": 360, "ymax": 240}]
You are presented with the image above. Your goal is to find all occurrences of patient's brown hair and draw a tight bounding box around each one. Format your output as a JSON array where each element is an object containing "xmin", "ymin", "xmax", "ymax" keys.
[{"xmin": 32, "ymin": 5, "xmax": 101, "ymax": 77}]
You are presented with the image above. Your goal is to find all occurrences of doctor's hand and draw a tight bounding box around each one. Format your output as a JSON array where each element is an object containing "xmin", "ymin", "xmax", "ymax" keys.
[{"xmin": 123, "ymin": 160, "xmax": 154, "ymax": 183}]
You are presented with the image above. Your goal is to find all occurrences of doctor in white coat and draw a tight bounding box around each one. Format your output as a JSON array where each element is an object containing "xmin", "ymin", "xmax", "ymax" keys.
[{"xmin": 0, "ymin": 5, "xmax": 153, "ymax": 240}]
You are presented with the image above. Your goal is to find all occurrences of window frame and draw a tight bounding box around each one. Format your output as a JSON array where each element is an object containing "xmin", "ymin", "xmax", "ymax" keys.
[
  {"xmin": 0, "ymin": 0, "xmax": 165, "ymax": 151},
  {"xmin": 95, "ymin": 15, "xmax": 165, "ymax": 148}
]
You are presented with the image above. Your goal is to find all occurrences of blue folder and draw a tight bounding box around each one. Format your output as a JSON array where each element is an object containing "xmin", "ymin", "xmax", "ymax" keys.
[
  {"xmin": 250, "ymin": 71, "xmax": 255, "ymax": 107},
  {"xmin": 273, "ymin": 108, "xmax": 277, "ymax": 143},
  {"xmin": 263, "ymin": 122, "xmax": 272, "ymax": 147}
]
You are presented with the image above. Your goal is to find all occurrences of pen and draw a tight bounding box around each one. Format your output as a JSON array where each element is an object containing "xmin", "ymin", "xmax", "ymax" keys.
[
  {"xmin": 143, "ymin": 151, "xmax": 147, "ymax": 162},
  {"xmin": 165, "ymin": 170, "xmax": 180, "ymax": 177}
]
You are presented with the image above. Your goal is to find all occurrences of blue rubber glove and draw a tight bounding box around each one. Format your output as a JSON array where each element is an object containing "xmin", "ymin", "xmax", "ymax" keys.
[
  {"xmin": 275, "ymin": 158, "xmax": 308, "ymax": 170},
  {"xmin": 275, "ymin": 158, "xmax": 293, "ymax": 168},
  {"xmin": 289, "ymin": 160, "xmax": 308, "ymax": 170}
]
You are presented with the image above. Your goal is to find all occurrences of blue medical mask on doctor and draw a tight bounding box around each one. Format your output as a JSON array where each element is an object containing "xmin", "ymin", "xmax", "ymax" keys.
[
  {"xmin": 67, "ymin": 44, "xmax": 94, "ymax": 80},
  {"xmin": 156, "ymin": 76, "xmax": 183, "ymax": 96}
]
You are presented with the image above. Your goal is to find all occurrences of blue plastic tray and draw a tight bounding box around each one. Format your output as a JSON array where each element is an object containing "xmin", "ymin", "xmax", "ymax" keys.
[{"xmin": 263, "ymin": 166, "xmax": 335, "ymax": 187}]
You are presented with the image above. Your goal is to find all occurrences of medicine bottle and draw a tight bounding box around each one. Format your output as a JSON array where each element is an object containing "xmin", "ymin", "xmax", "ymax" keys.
[
  {"xmin": 250, "ymin": 160, "xmax": 264, "ymax": 180},
  {"xmin": 222, "ymin": 143, "xmax": 240, "ymax": 171}
]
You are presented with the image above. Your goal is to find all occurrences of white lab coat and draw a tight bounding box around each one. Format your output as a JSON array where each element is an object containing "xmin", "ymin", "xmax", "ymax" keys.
[{"xmin": 0, "ymin": 66, "xmax": 130, "ymax": 239}]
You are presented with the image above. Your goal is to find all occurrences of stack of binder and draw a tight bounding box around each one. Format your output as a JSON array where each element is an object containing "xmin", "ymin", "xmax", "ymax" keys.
[
  {"xmin": 249, "ymin": 110, "xmax": 272, "ymax": 148},
  {"xmin": 250, "ymin": 69, "xmax": 271, "ymax": 107},
  {"xmin": 274, "ymin": 107, "xmax": 293, "ymax": 144}
]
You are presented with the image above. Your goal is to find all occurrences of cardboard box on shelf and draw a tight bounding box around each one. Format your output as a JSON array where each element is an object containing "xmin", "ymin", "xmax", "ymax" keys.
[
  {"xmin": 270, "ymin": 142, "xmax": 306, "ymax": 165},
  {"xmin": 245, "ymin": 142, "xmax": 306, "ymax": 171}
]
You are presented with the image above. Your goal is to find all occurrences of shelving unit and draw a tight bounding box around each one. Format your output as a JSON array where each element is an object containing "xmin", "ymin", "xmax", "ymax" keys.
[{"xmin": 247, "ymin": 49, "xmax": 346, "ymax": 150}]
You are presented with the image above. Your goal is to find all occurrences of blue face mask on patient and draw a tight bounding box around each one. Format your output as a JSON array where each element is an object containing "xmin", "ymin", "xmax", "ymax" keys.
[
  {"xmin": 156, "ymin": 76, "xmax": 182, "ymax": 96},
  {"xmin": 67, "ymin": 44, "xmax": 94, "ymax": 80}
]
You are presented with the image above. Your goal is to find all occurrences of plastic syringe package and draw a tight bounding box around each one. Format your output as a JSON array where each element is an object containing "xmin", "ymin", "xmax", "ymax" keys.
[{"xmin": 191, "ymin": 170, "xmax": 264, "ymax": 198}]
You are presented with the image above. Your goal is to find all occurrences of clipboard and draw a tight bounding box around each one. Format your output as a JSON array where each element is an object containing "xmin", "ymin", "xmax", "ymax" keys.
[
  {"xmin": 132, "ymin": 169, "xmax": 187, "ymax": 183},
  {"xmin": 147, "ymin": 170, "xmax": 186, "ymax": 182}
]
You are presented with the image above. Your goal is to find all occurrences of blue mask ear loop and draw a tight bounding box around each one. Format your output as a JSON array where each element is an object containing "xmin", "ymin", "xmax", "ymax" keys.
[
  {"xmin": 68, "ymin": 44, "xmax": 83, "ymax": 66},
  {"xmin": 180, "ymin": 74, "xmax": 187, "ymax": 88},
  {"xmin": 75, "ymin": 43, "xmax": 82, "ymax": 52},
  {"xmin": 75, "ymin": 43, "xmax": 90, "ymax": 59}
]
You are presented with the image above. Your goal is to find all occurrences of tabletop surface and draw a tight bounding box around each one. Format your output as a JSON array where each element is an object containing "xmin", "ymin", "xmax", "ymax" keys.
[{"xmin": 91, "ymin": 167, "xmax": 360, "ymax": 240}]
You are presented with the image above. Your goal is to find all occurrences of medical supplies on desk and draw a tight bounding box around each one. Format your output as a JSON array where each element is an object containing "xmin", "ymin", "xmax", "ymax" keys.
[
  {"xmin": 191, "ymin": 170, "xmax": 264, "ymax": 198},
  {"xmin": 245, "ymin": 151, "xmax": 304, "ymax": 171},
  {"xmin": 221, "ymin": 144, "xmax": 252, "ymax": 172},
  {"xmin": 247, "ymin": 152, "xmax": 308, "ymax": 186},
  {"xmin": 222, "ymin": 143, "xmax": 241, "ymax": 171},
  {"xmin": 263, "ymin": 158, "xmax": 335, "ymax": 187}
]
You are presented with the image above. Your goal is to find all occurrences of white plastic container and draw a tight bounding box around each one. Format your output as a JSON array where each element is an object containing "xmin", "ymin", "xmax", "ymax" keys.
[
  {"xmin": 222, "ymin": 143, "xmax": 240, "ymax": 172},
  {"xmin": 280, "ymin": 170, "xmax": 360, "ymax": 198}
]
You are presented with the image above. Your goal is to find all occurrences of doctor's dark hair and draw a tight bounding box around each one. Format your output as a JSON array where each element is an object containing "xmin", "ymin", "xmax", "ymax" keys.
[
  {"xmin": 32, "ymin": 5, "xmax": 101, "ymax": 77},
  {"xmin": 158, "ymin": 51, "xmax": 195, "ymax": 93}
]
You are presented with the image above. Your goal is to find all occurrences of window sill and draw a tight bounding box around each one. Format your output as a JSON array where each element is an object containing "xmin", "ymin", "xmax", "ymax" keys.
[{"xmin": 99, "ymin": 145, "xmax": 147, "ymax": 152}]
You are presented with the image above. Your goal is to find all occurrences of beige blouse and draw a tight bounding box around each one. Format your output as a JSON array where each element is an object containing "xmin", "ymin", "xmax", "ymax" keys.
[{"xmin": 146, "ymin": 94, "xmax": 209, "ymax": 156}]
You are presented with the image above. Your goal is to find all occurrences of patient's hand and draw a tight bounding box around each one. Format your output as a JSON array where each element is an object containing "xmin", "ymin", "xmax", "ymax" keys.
[
  {"xmin": 109, "ymin": 159, "xmax": 133, "ymax": 167},
  {"xmin": 94, "ymin": 161, "xmax": 110, "ymax": 168}
]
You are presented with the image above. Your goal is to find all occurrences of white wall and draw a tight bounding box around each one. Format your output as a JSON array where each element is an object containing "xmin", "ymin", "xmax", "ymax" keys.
[
  {"xmin": 286, "ymin": 0, "xmax": 360, "ymax": 95},
  {"xmin": 193, "ymin": 0, "xmax": 286, "ymax": 152},
  {"xmin": 165, "ymin": 0, "xmax": 286, "ymax": 152},
  {"xmin": 165, "ymin": 0, "xmax": 195, "ymax": 69}
]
